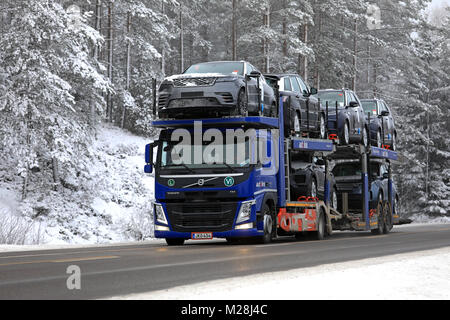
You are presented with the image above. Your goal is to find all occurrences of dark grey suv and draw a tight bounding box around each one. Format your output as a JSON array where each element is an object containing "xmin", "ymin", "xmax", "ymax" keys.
[
  {"xmin": 157, "ymin": 61, "xmax": 277, "ymax": 119},
  {"xmin": 360, "ymin": 99, "xmax": 398, "ymax": 150},
  {"xmin": 317, "ymin": 89, "xmax": 369, "ymax": 147},
  {"xmin": 265, "ymin": 74, "xmax": 325, "ymax": 139}
]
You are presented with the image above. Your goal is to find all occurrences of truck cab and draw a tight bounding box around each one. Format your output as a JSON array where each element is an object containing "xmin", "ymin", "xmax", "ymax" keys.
[{"xmin": 148, "ymin": 122, "xmax": 280, "ymax": 245}]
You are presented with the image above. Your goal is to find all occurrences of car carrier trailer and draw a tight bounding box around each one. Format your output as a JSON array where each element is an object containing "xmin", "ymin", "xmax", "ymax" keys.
[{"xmin": 145, "ymin": 90, "xmax": 399, "ymax": 245}]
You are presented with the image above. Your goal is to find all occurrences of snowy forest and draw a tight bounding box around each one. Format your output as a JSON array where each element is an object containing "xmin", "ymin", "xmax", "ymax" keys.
[{"xmin": 0, "ymin": 0, "xmax": 448, "ymax": 244}]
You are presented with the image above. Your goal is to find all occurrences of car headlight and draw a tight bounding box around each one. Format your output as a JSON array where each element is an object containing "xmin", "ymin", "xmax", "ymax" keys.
[
  {"xmin": 154, "ymin": 203, "xmax": 168, "ymax": 225},
  {"xmin": 236, "ymin": 200, "xmax": 256, "ymax": 224},
  {"xmin": 215, "ymin": 76, "xmax": 238, "ymax": 82}
]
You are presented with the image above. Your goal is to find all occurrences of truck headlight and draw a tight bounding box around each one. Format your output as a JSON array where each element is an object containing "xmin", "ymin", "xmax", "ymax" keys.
[
  {"xmin": 236, "ymin": 200, "xmax": 256, "ymax": 224},
  {"xmin": 154, "ymin": 203, "xmax": 168, "ymax": 225}
]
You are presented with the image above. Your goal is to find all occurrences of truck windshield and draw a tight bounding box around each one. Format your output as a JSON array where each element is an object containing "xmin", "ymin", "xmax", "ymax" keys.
[
  {"xmin": 361, "ymin": 101, "xmax": 377, "ymax": 115},
  {"xmin": 318, "ymin": 91, "xmax": 345, "ymax": 108},
  {"xmin": 184, "ymin": 62, "xmax": 244, "ymax": 76},
  {"xmin": 158, "ymin": 138, "xmax": 251, "ymax": 170}
]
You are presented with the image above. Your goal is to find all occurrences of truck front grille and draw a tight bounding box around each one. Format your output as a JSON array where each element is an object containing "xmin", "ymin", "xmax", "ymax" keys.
[{"xmin": 166, "ymin": 202, "xmax": 237, "ymax": 232}]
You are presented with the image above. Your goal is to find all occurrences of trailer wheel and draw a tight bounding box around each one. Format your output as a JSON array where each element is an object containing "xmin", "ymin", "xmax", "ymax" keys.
[
  {"xmin": 313, "ymin": 210, "xmax": 327, "ymax": 240},
  {"xmin": 371, "ymin": 195, "xmax": 385, "ymax": 235},
  {"xmin": 383, "ymin": 201, "xmax": 393, "ymax": 234},
  {"xmin": 166, "ymin": 238, "xmax": 185, "ymax": 246}
]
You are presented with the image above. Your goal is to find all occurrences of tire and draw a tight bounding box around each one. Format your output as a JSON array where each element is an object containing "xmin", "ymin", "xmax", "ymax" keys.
[
  {"xmin": 383, "ymin": 201, "xmax": 393, "ymax": 234},
  {"xmin": 226, "ymin": 237, "xmax": 240, "ymax": 245},
  {"xmin": 237, "ymin": 89, "xmax": 248, "ymax": 116},
  {"xmin": 361, "ymin": 126, "xmax": 369, "ymax": 148},
  {"xmin": 313, "ymin": 210, "xmax": 327, "ymax": 240},
  {"xmin": 391, "ymin": 133, "xmax": 396, "ymax": 151},
  {"xmin": 258, "ymin": 203, "xmax": 275, "ymax": 244},
  {"xmin": 318, "ymin": 113, "xmax": 326, "ymax": 139},
  {"xmin": 294, "ymin": 112, "xmax": 301, "ymax": 135},
  {"xmin": 371, "ymin": 194, "xmax": 385, "ymax": 235},
  {"xmin": 376, "ymin": 129, "xmax": 382, "ymax": 148},
  {"xmin": 309, "ymin": 177, "xmax": 318, "ymax": 199},
  {"xmin": 341, "ymin": 121, "xmax": 350, "ymax": 145},
  {"xmin": 166, "ymin": 238, "xmax": 185, "ymax": 246},
  {"xmin": 330, "ymin": 188, "xmax": 338, "ymax": 211},
  {"xmin": 270, "ymin": 102, "xmax": 277, "ymax": 117}
]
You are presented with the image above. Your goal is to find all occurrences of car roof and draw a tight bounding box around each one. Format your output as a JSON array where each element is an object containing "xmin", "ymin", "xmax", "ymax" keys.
[
  {"xmin": 264, "ymin": 73, "xmax": 303, "ymax": 77},
  {"xmin": 194, "ymin": 61, "xmax": 247, "ymax": 64}
]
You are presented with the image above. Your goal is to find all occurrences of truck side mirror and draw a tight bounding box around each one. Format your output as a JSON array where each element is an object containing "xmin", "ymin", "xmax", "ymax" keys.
[
  {"xmin": 249, "ymin": 70, "xmax": 261, "ymax": 77},
  {"xmin": 382, "ymin": 172, "xmax": 389, "ymax": 179},
  {"xmin": 145, "ymin": 142, "xmax": 157, "ymax": 173},
  {"xmin": 310, "ymin": 87, "xmax": 318, "ymax": 95},
  {"xmin": 349, "ymin": 101, "xmax": 359, "ymax": 108},
  {"xmin": 380, "ymin": 110, "xmax": 390, "ymax": 116}
]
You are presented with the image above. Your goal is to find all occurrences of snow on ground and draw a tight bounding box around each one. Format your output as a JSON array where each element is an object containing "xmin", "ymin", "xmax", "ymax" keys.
[
  {"xmin": 0, "ymin": 123, "xmax": 155, "ymax": 245},
  {"xmin": 111, "ymin": 247, "xmax": 450, "ymax": 300}
]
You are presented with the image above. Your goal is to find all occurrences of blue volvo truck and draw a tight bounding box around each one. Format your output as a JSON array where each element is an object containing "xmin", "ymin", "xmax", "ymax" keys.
[{"xmin": 145, "ymin": 93, "xmax": 399, "ymax": 246}]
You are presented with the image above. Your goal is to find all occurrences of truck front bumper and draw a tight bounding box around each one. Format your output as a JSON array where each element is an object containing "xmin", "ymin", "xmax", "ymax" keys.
[{"xmin": 155, "ymin": 228, "xmax": 263, "ymax": 240}]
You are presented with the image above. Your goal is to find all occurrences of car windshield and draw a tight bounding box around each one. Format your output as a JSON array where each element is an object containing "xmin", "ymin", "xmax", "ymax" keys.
[
  {"xmin": 318, "ymin": 91, "xmax": 345, "ymax": 108},
  {"xmin": 361, "ymin": 100, "xmax": 378, "ymax": 115},
  {"xmin": 333, "ymin": 163, "xmax": 361, "ymax": 176},
  {"xmin": 184, "ymin": 62, "xmax": 244, "ymax": 76}
]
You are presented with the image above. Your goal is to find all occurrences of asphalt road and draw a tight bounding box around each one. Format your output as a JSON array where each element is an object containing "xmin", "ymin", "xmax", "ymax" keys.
[{"xmin": 0, "ymin": 223, "xmax": 449, "ymax": 300}]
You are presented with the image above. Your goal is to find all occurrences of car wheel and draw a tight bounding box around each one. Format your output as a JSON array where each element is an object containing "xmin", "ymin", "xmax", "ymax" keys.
[
  {"xmin": 294, "ymin": 112, "xmax": 301, "ymax": 135},
  {"xmin": 270, "ymin": 102, "xmax": 277, "ymax": 117},
  {"xmin": 166, "ymin": 238, "xmax": 185, "ymax": 246},
  {"xmin": 330, "ymin": 188, "xmax": 338, "ymax": 211},
  {"xmin": 318, "ymin": 113, "xmax": 326, "ymax": 139},
  {"xmin": 391, "ymin": 133, "xmax": 396, "ymax": 151},
  {"xmin": 361, "ymin": 126, "xmax": 369, "ymax": 148},
  {"xmin": 310, "ymin": 177, "xmax": 318, "ymax": 199},
  {"xmin": 376, "ymin": 129, "xmax": 382, "ymax": 148},
  {"xmin": 237, "ymin": 89, "xmax": 248, "ymax": 116},
  {"xmin": 342, "ymin": 121, "xmax": 350, "ymax": 145}
]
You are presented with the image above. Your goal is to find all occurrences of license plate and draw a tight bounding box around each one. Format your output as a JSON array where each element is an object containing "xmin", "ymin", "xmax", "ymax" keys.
[{"xmin": 191, "ymin": 232, "xmax": 213, "ymax": 240}]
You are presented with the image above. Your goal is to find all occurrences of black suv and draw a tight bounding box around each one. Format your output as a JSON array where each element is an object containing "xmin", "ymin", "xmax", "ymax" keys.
[
  {"xmin": 360, "ymin": 99, "xmax": 398, "ymax": 150},
  {"xmin": 290, "ymin": 154, "xmax": 338, "ymax": 210},
  {"xmin": 317, "ymin": 89, "xmax": 369, "ymax": 147},
  {"xmin": 157, "ymin": 61, "xmax": 277, "ymax": 119},
  {"xmin": 265, "ymin": 74, "xmax": 325, "ymax": 139}
]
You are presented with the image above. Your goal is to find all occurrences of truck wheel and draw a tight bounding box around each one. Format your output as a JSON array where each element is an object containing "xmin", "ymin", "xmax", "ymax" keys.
[
  {"xmin": 259, "ymin": 203, "xmax": 274, "ymax": 244},
  {"xmin": 313, "ymin": 210, "xmax": 326, "ymax": 240},
  {"xmin": 166, "ymin": 238, "xmax": 185, "ymax": 246}
]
